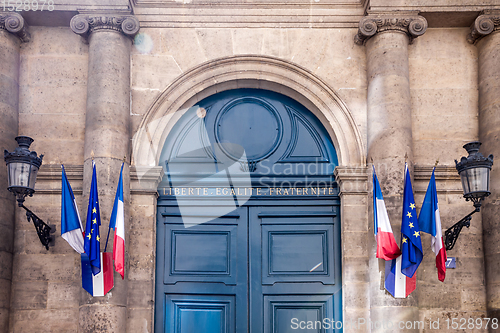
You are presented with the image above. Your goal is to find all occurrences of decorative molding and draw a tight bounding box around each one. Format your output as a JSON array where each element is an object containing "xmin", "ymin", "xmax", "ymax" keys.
[
  {"xmin": 37, "ymin": 164, "xmax": 83, "ymax": 181},
  {"xmin": 132, "ymin": 55, "xmax": 366, "ymax": 168},
  {"xmin": 413, "ymin": 165, "xmax": 463, "ymax": 194},
  {"xmin": 333, "ymin": 166, "xmax": 368, "ymax": 195},
  {"xmin": 354, "ymin": 14, "xmax": 428, "ymax": 45},
  {"xmin": 130, "ymin": 165, "xmax": 164, "ymax": 195},
  {"xmin": 215, "ymin": 97, "xmax": 283, "ymax": 165},
  {"xmin": 0, "ymin": 12, "xmax": 30, "ymax": 42},
  {"xmin": 279, "ymin": 105, "xmax": 329, "ymax": 164},
  {"xmin": 132, "ymin": 0, "xmax": 364, "ymax": 5},
  {"xmin": 70, "ymin": 14, "xmax": 140, "ymax": 39},
  {"xmin": 33, "ymin": 164, "xmax": 83, "ymax": 195},
  {"xmin": 467, "ymin": 11, "xmax": 500, "ymax": 44},
  {"xmin": 413, "ymin": 165, "xmax": 460, "ymax": 181},
  {"xmin": 132, "ymin": 1, "xmax": 365, "ymax": 29}
]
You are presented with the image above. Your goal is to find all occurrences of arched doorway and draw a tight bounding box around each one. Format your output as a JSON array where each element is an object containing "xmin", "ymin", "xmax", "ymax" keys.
[{"xmin": 155, "ymin": 89, "xmax": 342, "ymax": 332}]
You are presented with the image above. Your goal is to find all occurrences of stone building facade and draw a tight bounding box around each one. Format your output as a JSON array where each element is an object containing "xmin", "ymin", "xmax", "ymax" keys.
[{"xmin": 0, "ymin": 0, "xmax": 500, "ymax": 332}]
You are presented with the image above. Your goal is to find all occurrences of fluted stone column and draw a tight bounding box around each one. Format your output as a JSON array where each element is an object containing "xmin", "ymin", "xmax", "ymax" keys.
[
  {"xmin": 355, "ymin": 14, "xmax": 427, "ymax": 332},
  {"xmin": 0, "ymin": 12, "xmax": 29, "ymax": 333},
  {"xmin": 468, "ymin": 10, "xmax": 500, "ymax": 326},
  {"xmin": 71, "ymin": 14, "xmax": 139, "ymax": 332}
]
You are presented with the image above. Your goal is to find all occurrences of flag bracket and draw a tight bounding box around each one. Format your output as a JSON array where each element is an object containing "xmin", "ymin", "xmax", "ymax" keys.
[
  {"xmin": 444, "ymin": 203, "xmax": 480, "ymax": 251},
  {"xmin": 22, "ymin": 204, "xmax": 55, "ymax": 250}
]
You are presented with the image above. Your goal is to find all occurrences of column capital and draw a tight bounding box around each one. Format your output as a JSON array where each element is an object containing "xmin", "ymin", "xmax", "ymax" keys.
[
  {"xmin": 468, "ymin": 11, "xmax": 500, "ymax": 44},
  {"xmin": 70, "ymin": 14, "xmax": 140, "ymax": 39},
  {"xmin": 354, "ymin": 14, "xmax": 427, "ymax": 46},
  {"xmin": 0, "ymin": 12, "xmax": 30, "ymax": 42}
]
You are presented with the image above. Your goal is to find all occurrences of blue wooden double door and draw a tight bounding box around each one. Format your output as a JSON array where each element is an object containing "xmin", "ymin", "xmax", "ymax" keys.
[
  {"xmin": 156, "ymin": 200, "xmax": 342, "ymax": 333},
  {"xmin": 155, "ymin": 89, "xmax": 342, "ymax": 332}
]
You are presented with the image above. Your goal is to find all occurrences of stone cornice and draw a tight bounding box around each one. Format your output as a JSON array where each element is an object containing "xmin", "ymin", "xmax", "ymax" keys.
[
  {"xmin": 354, "ymin": 14, "xmax": 428, "ymax": 45},
  {"xmin": 467, "ymin": 11, "xmax": 500, "ymax": 44},
  {"xmin": 0, "ymin": 12, "xmax": 30, "ymax": 42},
  {"xmin": 413, "ymin": 165, "xmax": 460, "ymax": 181},
  {"xmin": 133, "ymin": 1, "xmax": 365, "ymax": 29},
  {"xmin": 334, "ymin": 166, "xmax": 368, "ymax": 195},
  {"xmin": 130, "ymin": 166, "xmax": 164, "ymax": 196},
  {"xmin": 70, "ymin": 14, "xmax": 140, "ymax": 39}
]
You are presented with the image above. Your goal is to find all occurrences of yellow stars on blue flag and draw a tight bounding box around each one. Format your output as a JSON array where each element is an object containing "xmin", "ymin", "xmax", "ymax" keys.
[
  {"xmin": 400, "ymin": 166, "xmax": 423, "ymax": 278},
  {"xmin": 83, "ymin": 162, "xmax": 101, "ymax": 276}
]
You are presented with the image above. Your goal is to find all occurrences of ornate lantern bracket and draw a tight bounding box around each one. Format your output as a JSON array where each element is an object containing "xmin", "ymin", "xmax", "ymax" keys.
[
  {"xmin": 445, "ymin": 142, "xmax": 493, "ymax": 251},
  {"xmin": 4, "ymin": 136, "xmax": 54, "ymax": 250}
]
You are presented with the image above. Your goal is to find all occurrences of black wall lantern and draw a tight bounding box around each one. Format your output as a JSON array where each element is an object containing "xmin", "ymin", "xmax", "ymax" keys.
[
  {"xmin": 445, "ymin": 141, "xmax": 494, "ymax": 250},
  {"xmin": 4, "ymin": 136, "xmax": 54, "ymax": 250}
]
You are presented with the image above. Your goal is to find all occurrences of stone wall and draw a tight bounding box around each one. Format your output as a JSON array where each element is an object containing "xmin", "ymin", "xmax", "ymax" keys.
[
  {"xmin": 409, "ymin": 28, "xmax": 478, "ymax": 164},
  {"xmin": 8, "ymin": 28, "xmax": 87, "ymax": 332},
  {"xmin": 409, "ymin": 28, "xmax": 487, "ymax": 331},
  {"xmin": 19, "ymin": 27, "xmax": 88, "ymax": 164}
]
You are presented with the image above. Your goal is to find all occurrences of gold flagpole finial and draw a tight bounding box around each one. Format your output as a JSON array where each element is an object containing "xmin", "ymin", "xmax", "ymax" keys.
[
  {"xmin": 370, "ymin": 157, "xmax": 374, "ymax": 165},
  {"xmin": 404, "ymin": 152, "xmax": 408, "ymax": 165},
  {"xmin": 434, "ymin": 159, "xmax": 439, "ymax": 167},
  {"xmin": 91, "ymin": 150, "xmax": 95, "ymax": 160},
  {"xmin": 123, "ymin": 156, "xmax": 126, "ymax": 163}
]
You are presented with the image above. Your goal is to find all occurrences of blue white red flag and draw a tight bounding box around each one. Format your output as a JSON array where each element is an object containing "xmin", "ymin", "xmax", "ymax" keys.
[
  {"xmin": 385, "ymin": 256, "xmax": 416, "ymax": 298},
  {"xmin": 418, "ymin": 168, "xmax": 447, "ymax": 282},
  {"xmin": 400, "ymin": 164, "xmax": 423, "ymax": 278},
  {"xmin": 109, "ymin": 163, "xmax": 125, "ymax": 279},
  {"xmin": 81, "ymin": 252, "xmax": 114, "ymax": 297},
  {"xmin": 61, "ymin": 165, "xmax": 85, "ymax": 253},
  {"xmin": 84, "ymin": 161, "xmax": 101, "ymax": 275},
  {"xmin": 373, "ymin": 166, "xmax": 401, "ymax": 260}
]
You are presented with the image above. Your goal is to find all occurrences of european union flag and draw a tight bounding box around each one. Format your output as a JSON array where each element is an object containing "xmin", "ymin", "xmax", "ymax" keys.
[
  {"xmin": 400, "ymin": 165, "xmax": 423, "ymax": 278},
  {"xmin": 84, "ymin": 161, "xmax": 101, "ymax": 275}
]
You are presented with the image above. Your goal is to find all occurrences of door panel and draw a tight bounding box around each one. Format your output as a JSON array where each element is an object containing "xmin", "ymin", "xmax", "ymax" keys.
[
  {"xmin": 165, "ymin": 294, "xmax": 235, "ymax": 333},
  {"xmin": 156, "ymin": 202, "xmax": 341, "ymax": 333},
  {"xmin": 164, "ymin": 224, "xmax": 238, "ymax": 285},
  {"xmin": 264, "ymin": 295, "xmax": 334, "ymax": 333},
  {"xmin": 262, "ymin": 224, "xmax": 335, "ymax": 285},
  {"xmin": 156, "ymin": 205, "xmax": 248, "ymax": 333},
  {"xmin": 250, "ymin": 205, "xmax": 342, "ymax": 333}
]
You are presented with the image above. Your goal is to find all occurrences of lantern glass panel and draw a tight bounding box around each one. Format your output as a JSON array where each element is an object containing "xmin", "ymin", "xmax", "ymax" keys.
[
  {"xmin": 7, "ymin": 162, "xmax": 32, "ymax": 189},
  {"xmin": 29, "ymin": 164, "xmax": 39, "ymax": 190},
  {"xmin": 460, "ymin": 167, "xmax": 490, "ymax": 198}
]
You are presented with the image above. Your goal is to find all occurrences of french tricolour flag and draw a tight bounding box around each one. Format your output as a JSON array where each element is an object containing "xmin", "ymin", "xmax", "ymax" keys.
[
  {"xmin": 418, "ymin": 168, "xmax": 447, "ymax": 282},
  {"xmin": 82, "ymin": 252, "xmax": 114, "ymax": 297},
  {"xmin": 385, "ymin": 256, "xmax": 416, "ymax": 298},
  {"xmin": 61, "ymin": 165, "xmax": 85, "ymax": 254},
  {"xmin": 373, "ymin": 167, "xmax": 401, "ymax": 260},
  {"xmin": 110, "ymin": 163, "xmax": 125, "ymax": 279}
]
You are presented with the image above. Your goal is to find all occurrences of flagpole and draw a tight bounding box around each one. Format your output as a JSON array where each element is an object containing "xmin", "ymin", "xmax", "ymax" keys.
[
  {"xmin": 104, "ymin": 225, "xmax": 111, "ymax": 253},
  {"xmin": 104, "ymin": 160, "xmax": 125, "ymax": 253}
]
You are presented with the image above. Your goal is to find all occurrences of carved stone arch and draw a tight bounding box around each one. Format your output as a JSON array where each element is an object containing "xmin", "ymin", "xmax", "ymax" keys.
[{"xmin": 131, "ymin": 55, "xmax": 365, "ymax": 168}]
